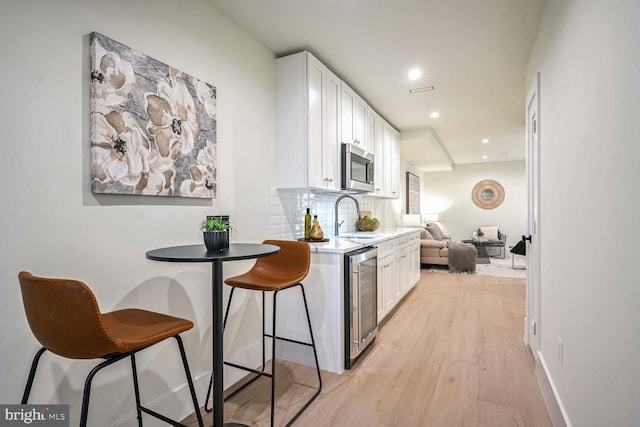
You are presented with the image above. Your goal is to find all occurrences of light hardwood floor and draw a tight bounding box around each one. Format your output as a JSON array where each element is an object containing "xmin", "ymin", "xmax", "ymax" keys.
[{"xmin": 183, "ymin": 270, "xmax": 552, "ymax": 427}]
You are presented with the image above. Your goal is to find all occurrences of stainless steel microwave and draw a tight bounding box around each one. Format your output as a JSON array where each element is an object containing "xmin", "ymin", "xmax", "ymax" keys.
[{"xmin": 341, "ymin": 143, "xmax": 374, "ymax": 192}]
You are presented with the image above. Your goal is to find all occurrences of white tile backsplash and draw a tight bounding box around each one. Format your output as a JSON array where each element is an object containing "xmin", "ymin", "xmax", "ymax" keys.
[{"xmin": 270, "ymin": 188, "xmax": 383, "ymax": 239}]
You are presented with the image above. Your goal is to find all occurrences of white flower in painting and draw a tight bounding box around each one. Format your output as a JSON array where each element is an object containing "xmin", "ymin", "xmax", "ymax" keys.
[
  {"xmin": 143, "ymin": 167, "xmax": 175, "ymax": 196},
  {"xmin": 144, "ymin": 150, "xmax": 177, "ymax": 196},
  {"xmin": 180, "ymin": 140, "xmax": 217, "ymax": 198},
  {"xmin": 145, "ymin": 77, "xmax": 200, "ymax": 159},
  {"xmin": 90, "ymin": 38, "xmax": 135, "ymax": 108},
  {"xmin": 195, "ymin": 79, "xmax": 217, "ymax": 119},
  {"xmin": 91, "ymin": 111, "xmax": 150, "ymax": 186}
]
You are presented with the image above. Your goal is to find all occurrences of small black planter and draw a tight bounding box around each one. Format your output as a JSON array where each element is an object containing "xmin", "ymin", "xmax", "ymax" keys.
[{"xmin": 203, "ymin": 231, "xmax": 229, "ymax": 251}]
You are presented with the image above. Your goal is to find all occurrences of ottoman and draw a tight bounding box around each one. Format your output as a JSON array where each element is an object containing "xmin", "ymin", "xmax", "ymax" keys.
[{"xmin": 448, "ymin": 242, "xmax": 478, "ymax": 273}]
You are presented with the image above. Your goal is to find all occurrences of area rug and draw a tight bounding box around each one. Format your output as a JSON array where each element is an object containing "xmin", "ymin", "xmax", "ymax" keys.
[{"xmin": 425, "ymin": 255, "xmax": 526, "ymax": 280}]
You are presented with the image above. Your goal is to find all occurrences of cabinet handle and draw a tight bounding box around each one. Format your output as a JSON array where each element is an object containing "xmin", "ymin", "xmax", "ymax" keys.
[
  {"xmin": 375, "ymin": 188, "xmax": 381, "ymax": 192},
  {"xmin": 354, "ymin": 139, "xmax": 360, "ymax": 145},
  {"xmin": 324, "ymin": 177, "xmax": 334, "ymax": 182}
]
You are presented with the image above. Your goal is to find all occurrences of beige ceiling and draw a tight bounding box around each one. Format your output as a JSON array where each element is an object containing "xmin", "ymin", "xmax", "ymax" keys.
[{"xmin": 205, "ymin": 0, "xmax": 547, "ymax": 171}]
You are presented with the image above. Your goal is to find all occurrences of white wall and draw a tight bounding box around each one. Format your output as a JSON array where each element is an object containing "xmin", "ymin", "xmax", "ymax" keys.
[
  {"xmin": 421, "ymin": 161, "xmax": 526, "ymax": 246},
  {"xmin": 527, "ymin": 1, "xmax": 640, "ymax": 425},
  {"xmin": 0, "ymin": 0, "xmax": 276, "ymax": 425}
]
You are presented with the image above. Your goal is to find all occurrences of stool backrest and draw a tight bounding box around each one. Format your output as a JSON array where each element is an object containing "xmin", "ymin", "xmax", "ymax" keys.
[
  {"xmin": 18, "ymin": 271, "xmax": 120, "ymax": 359},
  {"xmin": 252, "ymin": 240, "xmax": 310, "ymax": 285}
]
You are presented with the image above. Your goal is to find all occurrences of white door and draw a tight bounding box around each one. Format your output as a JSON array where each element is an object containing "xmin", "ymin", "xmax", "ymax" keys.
[{"xmin": 525, "ymin": 72, "xmax": 541, "ymax": 356}]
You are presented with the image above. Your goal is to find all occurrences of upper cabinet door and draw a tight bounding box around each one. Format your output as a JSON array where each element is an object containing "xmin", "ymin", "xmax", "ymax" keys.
[
  {"xmin": 372, "ymin": 110, "xmax": 385, "ymax": 196},
  {"xmin": 275, "ymin": 51, "xmax": 340, "ymax": 191},
  {"xmin": 389, "ymin": 127, "xmax": 400, "ymax": 198},
  {"xmin": 324, "ymin": 68, "xmax": 341, "ymax": 190},
  {"xmin": 341, "ymin": 82, "xmax": 369, "ymax": 151},
  {"xmin": 366, "ymin": 107, "xmax": 376, "ymax": 156},
  {"xmin": 306, "ymin": 55, "xmax": 325, "ymax": 188}
]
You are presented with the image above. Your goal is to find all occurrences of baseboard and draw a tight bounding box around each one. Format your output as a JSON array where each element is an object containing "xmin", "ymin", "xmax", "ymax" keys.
[{"xmin": 535, "ymin": 353, "xmax": 572, "ymax": 427}]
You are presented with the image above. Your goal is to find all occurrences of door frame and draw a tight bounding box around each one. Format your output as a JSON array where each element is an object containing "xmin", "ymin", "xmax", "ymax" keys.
[{"xmin": 525, "ymin": 72, "xmax": 541, "ymax": 355}]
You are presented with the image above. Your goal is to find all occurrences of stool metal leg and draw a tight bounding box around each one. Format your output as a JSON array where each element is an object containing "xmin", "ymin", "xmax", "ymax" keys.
[
  {"xmin": 21, "ymin": 347, "xmax": 47, "ymax": 404},
  {"xmin": 80, "ymin": 354, "xmax": 129, "ymax": 427},
  {"xmin": 271, "ymin": 290, "xmax": 278, "ymax": 427},
  {"xmin": 298, "ymin": 284, "xmax": 323, "ymax": 398},
  {"xmin": 130, "ymin": 355, "xmax": 144, "ymax": 427},
  {"xmin": 174, "ymin": 335, "xmax": 205, "ymax": 427},
  {"xmin": 262, "ymin": 290, "xmax": 267, "ymax": 371}
]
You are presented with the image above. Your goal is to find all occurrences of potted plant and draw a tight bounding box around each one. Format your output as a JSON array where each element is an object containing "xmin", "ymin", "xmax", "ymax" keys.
[{"xmin": 200, "ymin": 216, "xmax": 234, "ymax": 251}]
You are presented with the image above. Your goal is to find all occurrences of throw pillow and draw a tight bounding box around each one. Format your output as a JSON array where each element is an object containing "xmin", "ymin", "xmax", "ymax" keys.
[
  {"xmin": 426, "ymin": 225, "xmax": 443, "ymax": 241},
  {"xmin": 420, "ymin": 228, "xmax": 434, "ymax": 240},
  {"xmin": 480, "ymin": 226, "xmax": 499, "ymax": 240}
]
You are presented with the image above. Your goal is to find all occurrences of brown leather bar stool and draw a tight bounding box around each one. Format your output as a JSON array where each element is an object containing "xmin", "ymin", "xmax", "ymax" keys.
[
  {"xmin": 18, "ymin": 271, "xmax": 204, "ymax": 427},
  {"xmin": 204, "ymin": 240, "xmax": 322, "ymax": 426}
]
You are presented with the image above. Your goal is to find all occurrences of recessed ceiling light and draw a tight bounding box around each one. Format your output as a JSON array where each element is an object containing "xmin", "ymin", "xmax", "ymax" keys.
[
  {"xmin": 408, "ymin": 68, "xmax": 422, "ymax": 80},
  {"xmin": 482, "ymin": 155, "xmax": 488, "ymax": 160},
  {"xmin": 430, "ymin": 111, "xmax": 440, "ymax": 118},
  {"xmin": 482, "ymin": 139, "xmax": 489, "ymax": 144}
]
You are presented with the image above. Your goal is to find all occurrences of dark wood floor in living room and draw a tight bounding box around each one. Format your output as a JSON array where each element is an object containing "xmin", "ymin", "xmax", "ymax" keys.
[{"xmin": 182, "ymin": 270, "xmax": 552, "ymax": 427}]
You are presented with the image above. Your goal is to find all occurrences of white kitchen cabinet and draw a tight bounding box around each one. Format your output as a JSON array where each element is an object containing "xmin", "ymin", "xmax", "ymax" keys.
[
  {"xmin": 395, "ymin": 235, "xmax": 409, "ymax": 295},
  {"xmin": 275, "ymin": 51, "xmax": 341, "ymax": 190},
  {"xmin": 407, "ymin": 232, "xmax": 421, "ymax": 286},
  {"xmin": 377, "ymin": 231, "xmax": 421, "ymax": 321},
  {"xmin": 276, "ymin": 51, "xmax": 397, "ymax": 195},
  {"xmin": 341, "ymin": 82, "xmax": 369, "ymax": 152},
  {"xmin": 369, "ymin": 115, "xmax": 400, "ymax": 199},
  {"xmin": 376, "ymin": 239, "xmax": 395, "ymax": 320},
  {"xmin": 372, "ymin": 110, "xmax": 385, "ymax": 197},
  {"xmin": 366, "ymin": 106, "xmax": 376, "ymax": 156},
  {"xmin": 389, "ymin": 127, "xmax": 400, "ymax": 198}
]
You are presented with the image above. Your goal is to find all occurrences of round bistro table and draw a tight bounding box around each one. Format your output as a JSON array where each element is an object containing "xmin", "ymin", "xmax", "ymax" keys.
[{"xmin": 146, "ymin": 243, "xmax": 280, "ymax": 427}]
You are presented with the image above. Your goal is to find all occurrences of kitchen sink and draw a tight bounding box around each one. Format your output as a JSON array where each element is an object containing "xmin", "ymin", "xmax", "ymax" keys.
[{"xmin": 340, "ymin": 232, "xmax": 380, "ymax": 239}]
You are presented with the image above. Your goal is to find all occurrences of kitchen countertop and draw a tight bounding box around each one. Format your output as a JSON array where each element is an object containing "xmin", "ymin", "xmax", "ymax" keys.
[{"xmin": 304, "ymin": 227, "xmax": 421, "ymax": 253}]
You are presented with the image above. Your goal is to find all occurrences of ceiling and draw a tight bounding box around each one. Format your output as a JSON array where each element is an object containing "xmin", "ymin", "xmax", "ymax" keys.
[{"xmin": 205, "ymin": 0, "xmax": 547, "ymax": 171}]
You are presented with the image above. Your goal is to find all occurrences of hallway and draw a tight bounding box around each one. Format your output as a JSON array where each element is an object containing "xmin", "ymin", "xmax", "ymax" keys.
[{"xmin": 186, "ymin": 270, "xmax": 552, "ymax": 426}]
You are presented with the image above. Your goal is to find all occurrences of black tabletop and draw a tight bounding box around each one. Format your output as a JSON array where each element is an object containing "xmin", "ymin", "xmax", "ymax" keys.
[
  {"xmin": 146, "ymin": 243, "xmax": 280, "ymax": 263},
  {"xmin": 461, "ymin": 239, "xmax": 503, "ymax": 246}
]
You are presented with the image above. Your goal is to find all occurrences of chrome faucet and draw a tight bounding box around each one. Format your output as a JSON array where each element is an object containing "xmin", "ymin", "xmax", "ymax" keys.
[{"xmin": 334, "ymin": 194, "xmax": 361, "ymax": 236}]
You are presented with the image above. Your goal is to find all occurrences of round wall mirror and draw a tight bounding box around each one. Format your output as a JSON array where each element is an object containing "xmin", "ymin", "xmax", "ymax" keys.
[
  {"xmin": 472, "ymin": 180, "xmax": 505, "ymax": 209},
  {"xmin": 481, "ymin": 189, "xmax": 495, "ymax": 201}
]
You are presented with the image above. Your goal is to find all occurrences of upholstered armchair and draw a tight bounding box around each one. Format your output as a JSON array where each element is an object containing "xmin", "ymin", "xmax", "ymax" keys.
[{"xmin": 478, "ymin": 226, "xmax": 507, "ymax": 259}]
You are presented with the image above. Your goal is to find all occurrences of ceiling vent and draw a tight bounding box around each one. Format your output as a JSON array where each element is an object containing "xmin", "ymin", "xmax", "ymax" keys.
[{"xmin": 409, "ymin": 86, "xmax": 434, "ymax": 94}]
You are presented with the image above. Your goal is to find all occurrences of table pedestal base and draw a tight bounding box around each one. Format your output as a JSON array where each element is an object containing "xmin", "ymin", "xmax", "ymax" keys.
[{"xmin": 476, "ymin": 245, "xmax": 490, "ymax": 264}]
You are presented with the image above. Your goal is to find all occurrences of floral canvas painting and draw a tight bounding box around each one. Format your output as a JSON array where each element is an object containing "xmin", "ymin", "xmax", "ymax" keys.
[{"xmin": 90, "ymin": 32, "xmax": 217, "ymax": 198}]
